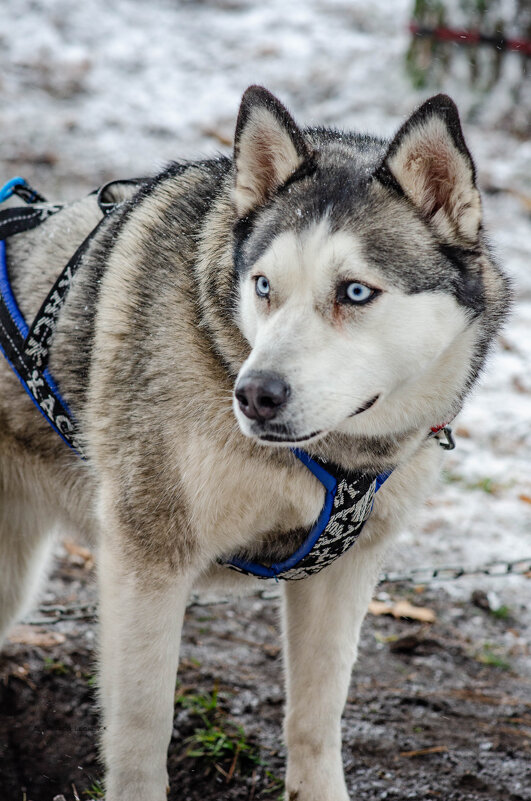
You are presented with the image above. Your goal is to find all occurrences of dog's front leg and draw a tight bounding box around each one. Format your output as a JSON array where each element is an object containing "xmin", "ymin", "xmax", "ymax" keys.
[
  {"xmin": 282, "ymin": 534, "xmax": 389, "ymax": 801},
  {"xmin": 98, "ymin": 533, "xmax": 196, "ymax": 801}
]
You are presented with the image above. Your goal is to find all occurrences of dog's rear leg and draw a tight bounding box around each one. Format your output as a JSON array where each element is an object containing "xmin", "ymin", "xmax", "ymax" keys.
[
  {"xmin": 0, "ymin": 494, "xmax": 55, "ymax": 646},
  {"xmin": 282, "ymin": 535, "xmax": 390, "ymax": 801},
  {"xmin": 98, "ymin": 529, "xmax": 196, "ymax": 801}
]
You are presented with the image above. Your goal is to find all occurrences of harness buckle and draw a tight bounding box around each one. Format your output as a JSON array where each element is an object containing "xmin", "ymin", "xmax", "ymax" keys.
[{"xmin": 438, "ymin": 425, "xmax": 456, "ymax": 450}]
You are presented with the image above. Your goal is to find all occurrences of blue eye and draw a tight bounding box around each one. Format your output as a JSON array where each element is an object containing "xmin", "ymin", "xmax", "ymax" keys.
[
  {"xmin": 343, "ymin": 282, "xmax": 375, "ymax": 304},
  {"xmin": 255, "ymin": 276, "xmax": 270, "ymax": 298}
]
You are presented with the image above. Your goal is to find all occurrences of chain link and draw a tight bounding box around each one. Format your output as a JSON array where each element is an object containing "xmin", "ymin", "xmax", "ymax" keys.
[
  {"xmin": 22, "ymin": 557, "xmax": 531, "ymax": 626},
  {"xmin": 378, "ymin": 557, "xmax": 531, "ymax": 585},
  {"xmin": 23, "ymin": 603, "xmax": 98, "ymax": 626}
]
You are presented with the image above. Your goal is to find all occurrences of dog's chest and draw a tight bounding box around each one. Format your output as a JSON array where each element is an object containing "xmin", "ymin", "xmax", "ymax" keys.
[{"xmin": 179, "ymin": 433, "xmax": 324, "ymax": 556}]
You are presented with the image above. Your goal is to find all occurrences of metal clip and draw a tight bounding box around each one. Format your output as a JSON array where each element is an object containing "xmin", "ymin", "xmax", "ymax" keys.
[
  {"xmin": 0, "ymin": 177, "xmax": 47, "ymax": 204},
  {"xmin": 13, "ymin": 181, "xmax": 47, "ymax": 204},
  {"xmin": 97, "ymin": 178, "xmax": 146, "ymax": 215},
  {"xmin": 438, "ymin": 425, "xmax": 455, "ymax": 450}
]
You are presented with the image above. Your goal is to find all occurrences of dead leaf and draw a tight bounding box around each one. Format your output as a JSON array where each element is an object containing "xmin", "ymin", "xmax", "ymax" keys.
[
  {"xmin": 2, "ymin": 662, "xmax": 37, "ymax": 689},
  {"xmin": 498, "ymin": 336, "xmax": 515, "ymax": 352},
  {"xmin": 455, "ymin": 426, "xmax": 471, "ymax": 438},
  {"xmin": 263, "ymin": 644, "xmax": 281, "ymax": 658},
  {"xmin": 201, "ymin": 126, "xmax": 232, "ymax": 146},
  {"xmin": 508, "ymin": 188, "xmax": 531, "ymax": 212},
  {"xmin": 394, "ymin": 601, "xmax": 436, "ymax": 622},
  {"xmin": 369, "ymin": 599, "xmax": 436, "ymax": 623},
  {"xmin": 400, "ymin": 745, "xmax": 448, "ymax": 758},
  {"xmin": 519, "ymin": 494, "xmax": 531, "ymax": 505},
  {"xmin": 512, "ymin": 376, "xmax": 530, "ymax": 394},
  {"xmin": 369, "ymin": 600, "xmax": 394, "ymax": 616},
  {"xmin": 63, "ymin": 539, "xmax": 94, "ymax": 569},
  {"xmin": 8, "ymin": 625, "xmax": 66, "ymax": 647}
]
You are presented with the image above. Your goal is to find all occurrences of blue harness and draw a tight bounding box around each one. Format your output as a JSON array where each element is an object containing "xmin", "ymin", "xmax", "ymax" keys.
[{"xmin": 0, "ymin": 178, "xmax": 453, "ymax": 582}]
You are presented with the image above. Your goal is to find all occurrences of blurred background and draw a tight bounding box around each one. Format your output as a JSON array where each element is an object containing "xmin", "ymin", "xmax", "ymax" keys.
[{"xmin": 1, "ymin": 0, "xmax": 530, "ymax": 614}]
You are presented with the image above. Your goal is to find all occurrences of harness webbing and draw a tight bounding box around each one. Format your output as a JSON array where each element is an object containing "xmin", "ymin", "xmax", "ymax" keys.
[
  {"xmin": 0, "ymin": 177, "xmax": 142, "ymax": 459},
  {"xmin": 24, "ymin": 220, "xmax": 105, "ymax": 371},
  {"xmin": 223, "ymin": 452, "xmax": 392, "ymax": 581},
  {"xmin": 0, "ymin": 187, "xmax": 88, "ymax": 454}
]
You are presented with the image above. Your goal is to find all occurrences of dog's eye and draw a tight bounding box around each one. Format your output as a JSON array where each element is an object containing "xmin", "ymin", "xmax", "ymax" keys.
[
  {"xmin": 255, "ymin": 276, "xmax": 270, "ymax": 298},
  {"xmin": 339, "ymin": 282, "xmax": 377, "ymax": 305}
]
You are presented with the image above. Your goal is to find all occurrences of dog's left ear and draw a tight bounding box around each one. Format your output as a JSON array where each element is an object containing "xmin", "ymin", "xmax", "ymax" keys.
[
  {"xmin": 375, "ymin": 95, "xmax": 481, "ymax": 244},
  {"xmin": 233, "ymin": 85, "xmax": 312, "ymax": 218}
]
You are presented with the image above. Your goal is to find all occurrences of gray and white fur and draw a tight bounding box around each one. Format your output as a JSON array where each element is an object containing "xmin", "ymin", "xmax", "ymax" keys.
[{"xmin": 0, "ymin": 86, "xmax": 510, "ymax": 801}]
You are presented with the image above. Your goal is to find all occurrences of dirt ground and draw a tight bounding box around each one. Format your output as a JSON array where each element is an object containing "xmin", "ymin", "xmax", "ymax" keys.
[{"xmin": 0, "ymin": 545, "xmax": 530, "ymax": 801}]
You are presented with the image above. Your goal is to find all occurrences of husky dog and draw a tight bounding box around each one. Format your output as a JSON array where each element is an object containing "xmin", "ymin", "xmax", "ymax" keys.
[{"xmin": 0, "ymin": 86, "xmax": 509, "ymax": 801}]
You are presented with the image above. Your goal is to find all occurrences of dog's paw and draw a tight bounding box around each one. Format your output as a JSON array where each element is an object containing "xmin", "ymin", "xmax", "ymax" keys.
[{"xmin": 286, "ymin": 746, "xmax": 350, "ymax": 801}]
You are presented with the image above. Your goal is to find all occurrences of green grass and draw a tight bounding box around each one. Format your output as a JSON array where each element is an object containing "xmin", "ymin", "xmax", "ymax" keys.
[
  {"xmin": 475, "ymin": 643, "xmax": 512, "ymax": 671},
  {"xmin": 84, "ymin": 672, "xmax": 97, "ymax": 687},
  {"xmin": 261, "ymin": 769, "xmax": 285, "ymax": 797},
  {"xmin": 83, "ymin": 780, "xmax": 105, "ymax": 799},
  {"xmin": 176, "ymin": 688, "xmax": 259, "ymax": 770},
  {"xmin": 373, "ymin": 632, "xmax": 400, "ymax": 644},
  {"xmin": 490, "ymin": 604, "xmax": 511, "ymax": 620},
  {"xmin": 441, "ymin": 470, "xmax": 512, "ymax": 495},
  {"xmin": 43, "ymin": 657, "xmax": 69, "ymax": 675},
  {"xmin": 467, "ymin": 477, "xmax": 496, "ymax": 494},
  {"xmin": 175, "ymin": 687, "xmax": 284, "ymax": 793},
  {"xmin": 176, "ymin": 687, "xmax": 221, "ymax": 723}
]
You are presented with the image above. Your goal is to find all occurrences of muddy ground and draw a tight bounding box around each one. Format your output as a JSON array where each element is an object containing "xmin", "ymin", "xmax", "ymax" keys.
[{"xmin": 0, "ymin": 545, "xmax": 530, "ymax": 801}]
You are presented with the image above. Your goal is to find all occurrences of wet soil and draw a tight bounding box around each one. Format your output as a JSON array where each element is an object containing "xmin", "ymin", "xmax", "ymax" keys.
[{"xmin": 0, "ymin": 547, "xmax": 530, "ymax": 801}]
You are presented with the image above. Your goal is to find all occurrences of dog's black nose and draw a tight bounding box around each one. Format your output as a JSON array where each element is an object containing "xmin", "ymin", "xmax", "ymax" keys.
[{"xmin": 235, "ymin": 372, "xmax": 290, "ymax": 421}]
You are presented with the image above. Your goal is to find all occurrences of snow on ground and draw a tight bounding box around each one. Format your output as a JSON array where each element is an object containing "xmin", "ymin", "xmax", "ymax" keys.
[{"xmin": 1, "ymin": 1, "xmax": 530, "ymax": 612}]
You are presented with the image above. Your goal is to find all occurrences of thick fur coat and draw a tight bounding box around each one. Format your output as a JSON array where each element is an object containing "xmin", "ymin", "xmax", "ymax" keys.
[{"xmin": 0, "ymin": 87, "xmax": 509, "ymax": 800}]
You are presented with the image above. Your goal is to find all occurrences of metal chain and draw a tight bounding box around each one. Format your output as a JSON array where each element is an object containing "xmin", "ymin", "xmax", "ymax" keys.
[
  {"xmin": 378, "ymin": 557, "xmax": 531, "ymax": 585},
  {"xmin": 22, "ymin": 557, "xmax": 531, "ymax": 626},
  {"xmin": 23, "ymin": 603, "xmax": 98, "ymax": 626}
]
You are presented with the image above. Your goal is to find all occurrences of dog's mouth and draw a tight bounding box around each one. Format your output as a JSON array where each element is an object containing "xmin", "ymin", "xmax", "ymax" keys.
[
  {"xmin": 251, "ymin": 396, "xmax": 379, "ymax": 445},
  {"xmin": 349, "ymin": 394, "xmax": 379, "ymax": 417},
  {"xmin": 255, "ymin": 396, "xmax": 379, "ymax": 444},
  {"xmin": 258, "ymin": 430, "xmax": 323, "ymax": 445}
]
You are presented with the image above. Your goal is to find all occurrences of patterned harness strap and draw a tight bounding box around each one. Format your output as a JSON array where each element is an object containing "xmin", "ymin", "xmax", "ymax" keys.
[
  {"xmin": 222, "ymin": 451, "xmax": 392, "ymax": 581},
  {"xmin": 0, "ymin": 177, "xmax": 141, "ymax": 459},
  {"xmin": 0, "ymin": 180, "xmax": 86, "ymax": 454}
]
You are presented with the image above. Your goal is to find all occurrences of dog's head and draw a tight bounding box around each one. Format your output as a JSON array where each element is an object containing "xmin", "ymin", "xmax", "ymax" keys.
[{"xmin": 231, "ymin": 86, "xmax": 507, "ymax": 447}]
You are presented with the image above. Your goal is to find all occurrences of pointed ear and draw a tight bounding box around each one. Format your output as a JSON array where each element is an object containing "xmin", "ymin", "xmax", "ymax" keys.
[
  {"xmin": 233, "ymin": 85, "xmax": 312, "ymax": 218},
  {"xmin": 375, "ymin": 95, "xmax": 482, "ymax": 244}
]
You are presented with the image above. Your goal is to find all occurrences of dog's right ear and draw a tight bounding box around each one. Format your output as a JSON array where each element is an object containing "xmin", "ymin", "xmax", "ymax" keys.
[{"xmin": 233, "ymin": 86, "xmax": 312, "ymax": 218}]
